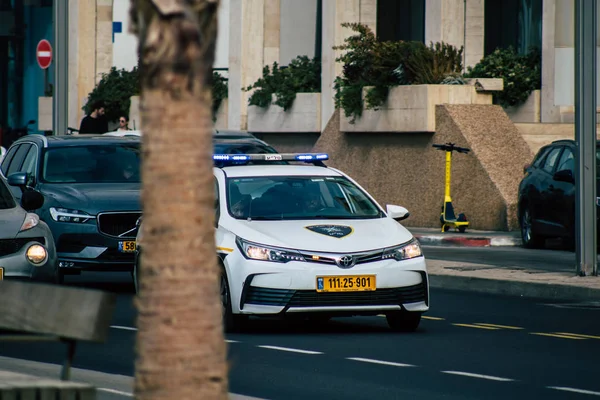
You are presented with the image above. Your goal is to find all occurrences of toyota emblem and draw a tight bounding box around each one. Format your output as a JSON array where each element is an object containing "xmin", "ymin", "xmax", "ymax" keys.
[{"xmin": 337, "ymin": 255, "xmax": 356, "ymax": 269}]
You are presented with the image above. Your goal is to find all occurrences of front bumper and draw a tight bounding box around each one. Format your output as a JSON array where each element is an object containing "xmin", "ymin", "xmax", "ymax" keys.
[
  {"xmin": 0, "ymin": 238, "xmax": 56, "ymax": 281},
  {"xmin": 224, "ymin": 251, "xmax": 429, "ymax": 316},
  {"xmin": 48, "ymin": 219, "xmax": 137, "ymax": 272}
]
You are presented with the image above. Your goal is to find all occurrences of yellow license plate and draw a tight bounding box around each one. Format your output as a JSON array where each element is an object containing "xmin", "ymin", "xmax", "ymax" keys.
[
  {"xmin": 119, "ymin": 241, "xmax": 137, "ymax": 253},
  {"xmin": 0, "ymin": 267, "xmax": 3, "ymax": 280},
  {"xmin": 316, "ymin": 275, "xmax": 376, "ymax": 292}
]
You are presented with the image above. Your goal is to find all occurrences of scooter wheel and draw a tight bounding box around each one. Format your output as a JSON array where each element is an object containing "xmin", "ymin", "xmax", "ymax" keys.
[{"xmin": 458, "ymin": 226, "xmax": 466, "ymax": 233}]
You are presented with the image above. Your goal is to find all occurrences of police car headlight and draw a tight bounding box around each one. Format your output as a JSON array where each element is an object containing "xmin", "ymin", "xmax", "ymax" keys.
[
  {"xmin": 382, "ymin": 239, "xmax": 422, "ymax": 261},
  {"xmin": 236, "ymin": 237, "xmax": 304, "ymax": 263}
]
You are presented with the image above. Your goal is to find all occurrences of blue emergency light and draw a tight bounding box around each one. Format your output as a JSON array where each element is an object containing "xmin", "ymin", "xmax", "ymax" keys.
[{"xmin": 212, "ymin": 153, "xmax": 329, "ymax": 166}]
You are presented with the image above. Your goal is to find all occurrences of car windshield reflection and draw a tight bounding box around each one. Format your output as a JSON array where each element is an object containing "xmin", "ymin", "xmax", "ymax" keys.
[{"xmin": 227, "ymin": 176, "xmax": 383, "ymax": 220}]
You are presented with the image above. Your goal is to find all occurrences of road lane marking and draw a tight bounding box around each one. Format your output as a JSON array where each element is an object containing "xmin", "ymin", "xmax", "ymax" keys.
[
  {"xmin": 555, "ymin": 332, "xmax": 600, "ymax": 340},
  {"xmin": 422, "ymin": 316, "xmax": 445, "ymax": 321},
  {"xmin": 441, "ymin": 371, "xmax": 514, "ymax": 382},
  {"xmin": 548, "ymin": 386, "xmax": 600, "ymax": 396},
  {"xmin": 453, "ymin": 323, "xmax": 499, "ymax": 330},
  {"xmin": 111, "ymin": 325, "xmax": 137, "ymax": 331},
  {"xmin": 257, "ymin": 345, "xmax": 323, "ymax": 355},
  {"xmin": 530, "ymin": 332, "xmax": 587, "ymax": 340},
  {"xmin": 98, "ymin": 388, "xmax": 133, "ymax": 397},
  {"xmin": 473, "ymin": 323, "xmax": 524, "ymax": 330},
  {"xmin": 347, "ymin": 357, "xmax": 415, "ymax": 367}
]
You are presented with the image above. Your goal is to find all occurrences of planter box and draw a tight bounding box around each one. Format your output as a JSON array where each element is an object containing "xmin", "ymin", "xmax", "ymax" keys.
[
  {"xmin": 504, "ymin": 90, "xmax": 541, "ymax": 123},
  {"xmin": 340, "ymin": 85, "xmax": 493, "ymax": 133},
  {"xmin": 247, "ymin": 93, "xmax": 321, "ymax": 133},
  {"xmin": 464, "ymin": 78, "xmax": 504, "ymax": 92}
]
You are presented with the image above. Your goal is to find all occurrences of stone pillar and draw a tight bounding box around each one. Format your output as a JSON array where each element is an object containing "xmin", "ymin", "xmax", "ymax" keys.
[
  {"xmin": 541, "ymin": 0, "xmax": 560, "ymax": 123},
  {"xmin": 321, "ymin": 0, "xmax": 376, "ymax": 132},
  {"xmin": 77, "ymin": 0, "xmax": 97, "ymax": 122},
  {"xmin": 68, "ymin": 0, "xmax": 80, "ymax": 129},
  {"xmin": 464, "ymin": 0, "xmax": 484, "ymax": 69},
  {"xmin": 425, "ymin": 0, "xmax": 465, "ymax": 50},
  {"xmin": 228, "ymin": 0, "xmax": 281, "ymax": 130},
  {"xmin": 95, "ymin": 0, "xmax": 113, "ymax": 83}
]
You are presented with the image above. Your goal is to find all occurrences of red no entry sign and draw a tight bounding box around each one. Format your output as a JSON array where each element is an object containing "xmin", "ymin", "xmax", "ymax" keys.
[{"xmin": 36, "ymin": 39, "xmax": 52, "ymax": 69}]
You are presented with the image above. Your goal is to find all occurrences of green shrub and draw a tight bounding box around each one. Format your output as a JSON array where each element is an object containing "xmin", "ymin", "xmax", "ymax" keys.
[
  {"xmin": 333, "ymin": 23, "xmax": 463, "ymax": 123},
  {"xmin": 84, "ymin": 66, "xmax": 229, "ymax": 123},
  {"xmin": 211, "ymin": 71, "xmax": 228, "ymax": 121},
  {"xmin": 244, "ymin": 55, "xmax": 321, "ymax": 111},
  {"xmin": 83, "ymin": 67, "xmax": 140, "ymax": 123},
  {"xmin": 464, "ymin": 46, "xmax": 541, "ymax": 107}
]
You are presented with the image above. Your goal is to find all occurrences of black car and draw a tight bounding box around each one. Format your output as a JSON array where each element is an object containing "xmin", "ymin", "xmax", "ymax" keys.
[
  {"xmin": 0, "ymin": 135, "xmax": 141, "ymax": 281},
  {"xmin": 517, "ymin": 139, "xmax": 600, "ymax": 249}
]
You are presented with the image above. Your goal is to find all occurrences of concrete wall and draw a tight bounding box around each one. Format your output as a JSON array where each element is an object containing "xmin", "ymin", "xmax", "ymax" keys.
[
  {"xmin": 280, "ymin": 0, "xmax": 318, "ymax": 65},
  {"xmin": 314, "ymin": 105, "xmax": 534, "ymax": 231}
]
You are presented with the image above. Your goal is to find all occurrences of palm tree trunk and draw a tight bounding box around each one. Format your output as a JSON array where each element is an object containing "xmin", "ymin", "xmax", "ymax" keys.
[{"xmin": 129, "ymin": 1, "xmax": 227, "ymax": 399}]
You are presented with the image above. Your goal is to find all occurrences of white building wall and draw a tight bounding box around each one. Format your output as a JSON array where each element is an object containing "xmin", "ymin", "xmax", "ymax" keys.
[
  {"xmin": 111, "ymin": 0, "xmax": 230, "ymax": 72},
  {"xmin": 280, "ymin": 0, "xmax": 318, "ymax": 65}
]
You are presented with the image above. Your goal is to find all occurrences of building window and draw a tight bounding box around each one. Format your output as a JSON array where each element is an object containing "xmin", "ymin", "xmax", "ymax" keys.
[
  {"xmin": 376, "ymin": 0, "xmax": 425, "ymax": 42},
  {"xmin": 484, "ymin": 0, "xmax": 542, "ymax": 55}
]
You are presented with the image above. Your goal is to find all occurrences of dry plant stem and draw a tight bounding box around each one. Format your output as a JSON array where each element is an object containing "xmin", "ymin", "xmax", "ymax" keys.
[{"xmin": 130, "ymin": 0, "xmax": 227, "ymax": 399}]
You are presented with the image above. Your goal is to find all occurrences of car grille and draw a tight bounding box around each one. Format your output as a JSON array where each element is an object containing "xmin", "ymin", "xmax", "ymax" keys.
[
  {"xmin": 97, "ymin": 212, "xmax": 141, "ymax": 238},
  {"xmin": 243, "ymin": 282, "xmax": 427, "ymax": 308},
  {"xmin": 298, "ymin": 249, "xmax": 385, "ymax": 267},
  {"xmin": 0, "ymin": 237, "xmax": 45, "ymax": 257}
]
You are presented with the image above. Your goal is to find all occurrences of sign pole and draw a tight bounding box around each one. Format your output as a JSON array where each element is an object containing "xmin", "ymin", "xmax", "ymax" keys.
[
  {"xmin": 574, "ymin": 0, "xmax": 598, "ymax": 276},
  {"xmin": 53, "ymin": 0, "xmax": 68, "ymax": 136}
]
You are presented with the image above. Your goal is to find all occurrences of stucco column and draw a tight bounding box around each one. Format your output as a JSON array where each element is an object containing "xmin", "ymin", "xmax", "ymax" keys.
[
  {"xmin": 264, "ymin": 0, "xmax": 280, "ymax": 67},
  {"xmin": 321, "ymin": 0, "xmax": 376, "ymax": 131},
  {"xmin": 464, "ymin": 0, "xmax": 484, "ymax": 69},
  {"xmin": 541, "ymin": 0, "xmax": 561, "ymax": 122},
  {"xmin": 425, "ymin": 0, "xmax": 465, "ymax": 50},
  {"xmin": 77, "ymin": 0, "xmax": 96, "ymax": 122},
  {"xmin": 96, "ymin": 0, "xmax": 113, "ymax": 83},
  {"xmin": 68, "ymin": 0, "xmax": 80, "ymax": 128}
]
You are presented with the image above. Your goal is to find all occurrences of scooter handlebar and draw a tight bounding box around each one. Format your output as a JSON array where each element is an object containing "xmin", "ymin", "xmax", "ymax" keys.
[{"xmin": 432, "ymin": 142, "xmax": 470, "ymax": 154}]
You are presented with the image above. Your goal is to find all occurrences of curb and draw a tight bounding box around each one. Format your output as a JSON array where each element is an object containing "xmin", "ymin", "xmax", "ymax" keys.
[
  {"xmin": 415, "ymin": 234, "xmax": 522, "ymax": 247},
  {"xmin": 429, "ymin": 274, "xmax": 600, "ymax": 302}
]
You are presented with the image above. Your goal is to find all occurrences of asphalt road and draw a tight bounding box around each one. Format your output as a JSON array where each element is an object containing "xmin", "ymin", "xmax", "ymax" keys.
[
  {"xmin": 421, "ymin": 245, "xmax": 594, "ymax": 273},
  {"xmin": 2, "ymin": 270, "xmax": 600, "ymax": 399}
]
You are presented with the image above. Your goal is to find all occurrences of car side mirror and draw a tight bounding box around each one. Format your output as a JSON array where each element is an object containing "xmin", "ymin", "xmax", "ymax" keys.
[
  {"xmin": 386, "ymin": 204, "xmax": 410, "ymax": 221},
  {"xmin": 553, "ymin": 169, "xmax": 575, "ymax": 183},
  {"xmin": 20, "ymin": 190, "xmax": 44, "ymax": 211},
  {"xmin": 7, "ymin": 172, "xmax": 28, "ymax": 192}
]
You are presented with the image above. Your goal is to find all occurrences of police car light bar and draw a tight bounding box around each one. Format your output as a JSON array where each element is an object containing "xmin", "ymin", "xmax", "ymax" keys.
[{"xmin": 212, "ymin": 153, "xmax": 329, "ymax": 163}]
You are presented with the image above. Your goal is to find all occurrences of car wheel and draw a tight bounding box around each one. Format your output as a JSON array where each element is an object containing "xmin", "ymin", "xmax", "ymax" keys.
[
  {"xmin": 520, "ymin": 206, "xmax": 544, "ymax": 249},
  {"xmin": 386, "ymin": 311, "xmax": 421, "ymax": 332},
  {"xmin": 221, "ymin": 271, "xmax": 248, "ymax": 333}
]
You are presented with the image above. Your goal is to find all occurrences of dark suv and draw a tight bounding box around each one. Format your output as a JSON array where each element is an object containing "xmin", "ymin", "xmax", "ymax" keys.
[
  {"xmin": 517, "ymin": 139, "xmax": 600, "ymax": 249},
  {"xmin": 0, "ymin": 135, "xmax": 141, "ymax": 281}
]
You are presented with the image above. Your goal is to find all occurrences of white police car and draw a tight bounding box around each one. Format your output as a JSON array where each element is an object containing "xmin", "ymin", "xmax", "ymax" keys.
[{"xmin": 215, "ymin": 153, "xmax": 429, "ymax": 332}]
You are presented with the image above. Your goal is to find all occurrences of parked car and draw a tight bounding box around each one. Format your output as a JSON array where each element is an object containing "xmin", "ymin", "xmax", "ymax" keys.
[
  {"xmin": 0, "ymin": 135, "xmax": 141, "ymax": 282},
  {"xmin": 517, "ymin": 139, "xmax": 600, "ymax": 249},
  {"xmin": 1, "ymin": 173, "xmax": 58, "ymax": 282}
]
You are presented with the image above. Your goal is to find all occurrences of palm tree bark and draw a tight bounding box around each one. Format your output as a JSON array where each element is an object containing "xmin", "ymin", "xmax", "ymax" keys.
[{"xmin": 129, "ymin": 1, "xmax": 227, "ymax": 399}]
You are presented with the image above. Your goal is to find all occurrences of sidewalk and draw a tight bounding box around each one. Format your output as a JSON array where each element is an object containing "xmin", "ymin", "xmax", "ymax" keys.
[
  {"xmin": 408, "ymin": 227, "xmax": 522, "ymax": 247},
  {"xmin": 427, "ymin": 258, "xmax": 600, "ymax": 302}
]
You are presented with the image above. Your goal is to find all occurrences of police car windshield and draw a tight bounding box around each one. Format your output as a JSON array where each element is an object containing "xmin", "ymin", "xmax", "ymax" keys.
[
  {"xmin": 227, "ymin": 176, "xmax": 383, "ymax": 220},
  {"xmin": 42, "ymin": 144, "xmax": 141, "ymax": 184}
]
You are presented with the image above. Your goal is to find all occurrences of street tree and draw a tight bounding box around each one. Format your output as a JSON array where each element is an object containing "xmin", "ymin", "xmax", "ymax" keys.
[{"xmin": 129, "ymin": 1, "xmax": 227, "ymax": 399}]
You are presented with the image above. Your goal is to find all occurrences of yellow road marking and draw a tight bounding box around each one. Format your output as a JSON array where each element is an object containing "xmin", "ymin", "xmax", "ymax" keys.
[
  {"xmin": 555, "ymin": 332, "xmax": 600, "ymax": 340},
  {"xmin": 422, "ymin": 316, "xmax": 445, "ymax": 321},
  {"xmin": 216, "ymin": 246, "xmax": 234, "ymax": 253},
  {"xmin": 530, "ymin": 332, "xmax": 587, "ymax": 340},
  {"xmin": 473, "ymin": 323, "xmax": 524, "ymax": 330},
  {"xmin": 453, "ymin": 323, "xmax": 499, "ymax": 330}
]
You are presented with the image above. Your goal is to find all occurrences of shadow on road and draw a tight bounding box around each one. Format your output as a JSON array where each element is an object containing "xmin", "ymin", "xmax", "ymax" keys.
[{"xmin": 62, "ymin": 271, "xmax": 135, "ymax": 295}]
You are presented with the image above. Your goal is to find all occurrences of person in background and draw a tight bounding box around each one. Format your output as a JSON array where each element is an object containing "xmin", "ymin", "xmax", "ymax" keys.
[
  {"xmin": 79, "ymin": 100, "xmax": 109, "ymax": 134},
  {"xmin": 115, "ymin": 116, "xmax": 131, "ymax": 131}
]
